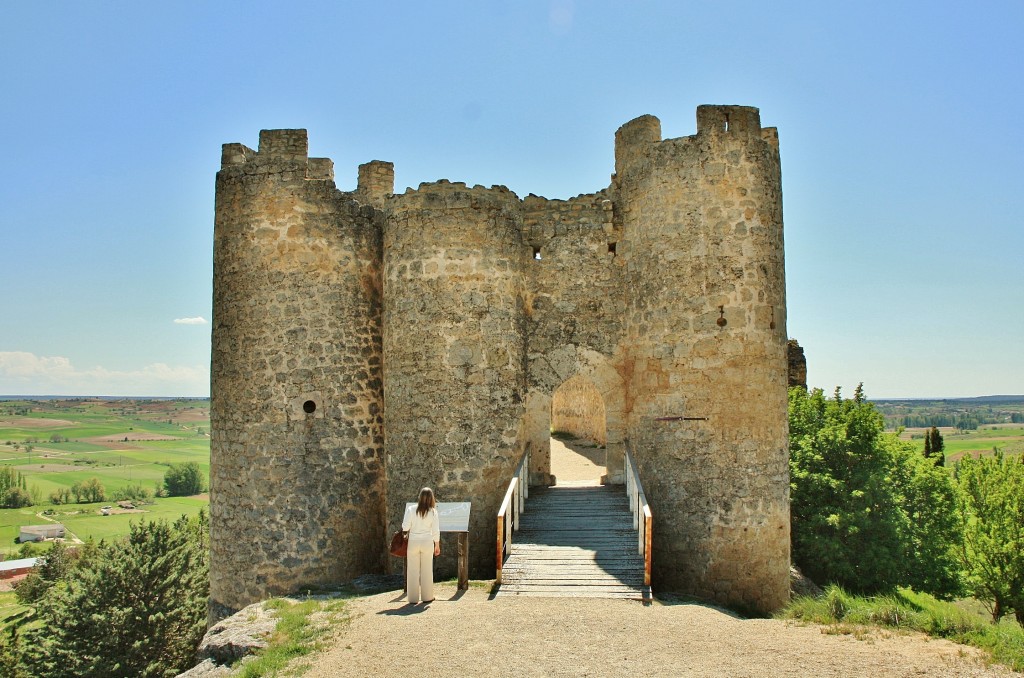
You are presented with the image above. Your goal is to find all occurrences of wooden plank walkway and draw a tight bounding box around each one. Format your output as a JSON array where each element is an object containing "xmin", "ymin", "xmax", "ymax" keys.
[{"xmin": 496, "ymin": 485, "xmax": 650, "ymax": 600}]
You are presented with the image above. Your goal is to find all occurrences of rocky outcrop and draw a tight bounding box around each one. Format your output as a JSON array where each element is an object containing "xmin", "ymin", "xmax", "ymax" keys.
[{"xmin": 176, "ymin": 602, "xmax": 279, "ymax": 677}]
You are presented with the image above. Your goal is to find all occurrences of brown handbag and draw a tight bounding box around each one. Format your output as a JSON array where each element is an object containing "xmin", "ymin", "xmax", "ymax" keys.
[{"xmin": 389, "ymin": 529, "xmax": 408, "ymax": 557}]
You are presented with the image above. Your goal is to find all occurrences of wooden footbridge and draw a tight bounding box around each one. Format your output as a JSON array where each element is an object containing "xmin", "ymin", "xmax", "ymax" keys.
[{"xmin": 496, "ymin": 452, "xmax": 652, "ymax": 602}]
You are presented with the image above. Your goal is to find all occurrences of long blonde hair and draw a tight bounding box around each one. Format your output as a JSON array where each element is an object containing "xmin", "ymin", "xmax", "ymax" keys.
[{"xmin": 416, "ymin": 487, "xmax": 436, "ymax": 517}]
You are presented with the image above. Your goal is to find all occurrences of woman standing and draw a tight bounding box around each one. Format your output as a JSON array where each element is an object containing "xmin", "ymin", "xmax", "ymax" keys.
[{"xmin": 402, "ymin": 487, "xmax": 441, "ymax": 604}]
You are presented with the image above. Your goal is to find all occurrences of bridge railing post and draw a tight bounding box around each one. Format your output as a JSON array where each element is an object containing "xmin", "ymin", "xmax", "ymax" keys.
[
  {"xmin": 624, "ymin": 447, "xmax": 652, "ymax": 598},
  {"xmin": 496, "ymin": 449, "xmax": 531, "ymax": 585}
]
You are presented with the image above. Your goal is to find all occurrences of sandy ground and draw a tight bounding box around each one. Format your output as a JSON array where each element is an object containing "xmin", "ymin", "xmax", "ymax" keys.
[
  {"xmin": 550, "ymin": 435, "xmax": 606, "ymax": 485},
  {"xmin": 300, "ymin": 585, "xmax": 1011, "ymax": 678}
]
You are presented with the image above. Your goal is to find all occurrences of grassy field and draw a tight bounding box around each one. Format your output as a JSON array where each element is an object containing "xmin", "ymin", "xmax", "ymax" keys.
[
  {"xmin": 900, "ymin": 424, "xmax": 1024, "ymax": 464},
  {"xmin": 0, "ymin": 398, "xmax": 209, "ymax": 556}
]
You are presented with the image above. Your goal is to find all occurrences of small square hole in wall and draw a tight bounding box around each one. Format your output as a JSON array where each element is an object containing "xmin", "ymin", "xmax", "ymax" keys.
[
  {"xmin": 533, "ymin": 246, "xmax": 542, "ymax": 260},
  {"xmin": 608, "ymin": 242, "xmax": 617, "ymax": 255}
]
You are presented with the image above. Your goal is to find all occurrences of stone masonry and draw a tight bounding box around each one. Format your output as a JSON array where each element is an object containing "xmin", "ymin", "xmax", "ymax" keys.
[{"xmin": 211, "ymin": 105, "xmax": 791, "ymax": 618}]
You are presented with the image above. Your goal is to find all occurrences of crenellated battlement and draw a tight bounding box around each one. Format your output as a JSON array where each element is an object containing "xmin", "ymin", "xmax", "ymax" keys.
[
  {"xmin": 219, "ymin": 129, "xmax": 334, "ymax": 181},
  {"xmin": 615, "ymin": 106, "xmax": 778, "ymax": 185},
  {"xmin": 695, "ymin": 104, "xmax": 762, "ymax": 136},
  {"xmin": 357, "ymin": 161, "xmax": 395, "ymax": 207},
  {"xmin": 259, "ymin": 129, "xmax": 308, "ymax": 161},
  {"xmin": 389, "ymin": 179, "xmax": 521, "ymax": 212}
]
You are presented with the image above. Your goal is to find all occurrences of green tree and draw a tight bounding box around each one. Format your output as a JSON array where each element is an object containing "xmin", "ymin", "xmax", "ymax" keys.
[
  {"xmin": 163, "ymin": 462, "xmax": 205, "ymax": 497},
  {"xmin": 24, "ymin": 513, "xmax": 209, "ymax": 678},
  {"xmin": 4, "ymin": 486, "xmax": 32, "ymax": 509},
  {"xmin": 789, "ymin": 385, "xmax": 961, "ymax": 596},
  {"xmin": 14, "ymin": 540, "xmax": 72, "ymax": 605},
  {"xmin": 79, "ymin": 477, "xmax": 105, "ymax": 503},
  {"xmin": 0, "ymin": 629, "xmax": 29, "ymax": 678},
  {"xmin": 0, "ymin": 467, "xmax": 33, "ymax": 507},
  {"xmin": 955, "ymin": 449, "xmax": 1024, "ymax": 624}
]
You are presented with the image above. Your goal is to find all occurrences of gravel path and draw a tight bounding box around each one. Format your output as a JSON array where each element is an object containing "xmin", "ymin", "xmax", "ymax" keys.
[
  {"xmin": 302, "ymin": 440, "xmax": 1010, "ymax": 676},
  {"xmin": 302, "ymin": 585, "xmax": 1012, "ymax": 677}
]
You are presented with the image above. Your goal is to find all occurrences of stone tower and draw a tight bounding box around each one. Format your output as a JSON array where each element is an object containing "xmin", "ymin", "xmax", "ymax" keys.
[
  {"xmin": 210, "ymin": 131, "xmax": 386, "ymax": 618},
  {"xmin": 614, "ymin": 107, "xmax": 790, "ymax": 612},
  {"xmin": 211, "ymin": 105, "xmax": 790, "ymax": 618}
]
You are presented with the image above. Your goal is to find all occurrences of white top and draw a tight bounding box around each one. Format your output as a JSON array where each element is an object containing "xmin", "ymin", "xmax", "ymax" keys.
[{"xmin": 402, "ymin": 506, "xmax": 441, "ymax": 541}]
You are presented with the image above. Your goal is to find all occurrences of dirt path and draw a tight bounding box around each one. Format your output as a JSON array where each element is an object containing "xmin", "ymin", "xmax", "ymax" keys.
[
  {"xmin": 550, "ymin": 435, "xmax": 605, "ymax": 485},
  {"xmin": 301, "ymin": 585, "xmax": 1011, "ymax": 677}
]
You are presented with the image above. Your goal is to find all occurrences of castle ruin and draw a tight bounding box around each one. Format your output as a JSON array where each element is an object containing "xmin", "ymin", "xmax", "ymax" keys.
[{"xmin": 210, "ymin": 105, "xmax": 790, "ymax": 618}]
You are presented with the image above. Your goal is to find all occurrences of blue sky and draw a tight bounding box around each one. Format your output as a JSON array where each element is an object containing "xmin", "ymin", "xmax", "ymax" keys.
[{"xmin": 1, "ymin": 1, "xmax": 1021, "ymax": 398}]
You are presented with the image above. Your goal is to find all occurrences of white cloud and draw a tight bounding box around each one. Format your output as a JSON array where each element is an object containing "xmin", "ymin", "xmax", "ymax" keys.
[
  {"xmin": 0, "ymin": 351, "xmax": 208, "ymax": 397},
  {"xmin": 173, "ymin": 317, "xmax": 208, "ymax": 325}
]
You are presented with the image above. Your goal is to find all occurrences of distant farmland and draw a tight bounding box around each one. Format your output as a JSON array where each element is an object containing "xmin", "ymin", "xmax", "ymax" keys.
[
  {"xmin": 0, "ymin": 398, "xmax": 209, "ymax": 556},
  {"xmin": 874, "ymin": 396, "xmax": 1024, "ymax": 464}
]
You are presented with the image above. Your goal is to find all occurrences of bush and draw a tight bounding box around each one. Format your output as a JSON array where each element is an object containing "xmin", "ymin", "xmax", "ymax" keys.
[{"xmin": 113, "ymin": 484, "xmax": 153, "ymax": 503}]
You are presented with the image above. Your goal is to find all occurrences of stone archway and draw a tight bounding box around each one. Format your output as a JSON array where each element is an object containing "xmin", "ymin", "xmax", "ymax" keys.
[{"xmin": 523, "ymin": 346, "xmax": 626, "ymax": 485}]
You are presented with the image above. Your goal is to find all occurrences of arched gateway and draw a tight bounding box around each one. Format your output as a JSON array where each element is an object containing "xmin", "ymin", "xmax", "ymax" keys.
[{"xmin": 210, "ymin": 106, "xmax": 790, "ymax": 621}]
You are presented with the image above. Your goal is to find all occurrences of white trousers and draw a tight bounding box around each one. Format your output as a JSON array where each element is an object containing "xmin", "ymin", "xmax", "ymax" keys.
[{"xmin": 406, "ymin": 534, "xmax": 435, "ymax": 603}]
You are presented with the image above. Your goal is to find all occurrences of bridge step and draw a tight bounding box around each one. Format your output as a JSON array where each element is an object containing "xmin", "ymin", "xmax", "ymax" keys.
[{"xmin": 497, "ymin": 485, "xmax": 649, "ymax": 601}]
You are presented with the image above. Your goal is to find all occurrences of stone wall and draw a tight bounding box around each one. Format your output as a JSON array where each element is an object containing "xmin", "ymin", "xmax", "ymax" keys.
[{"xmin": 210, "ymin": 130, "xmax": 386, "ymax": 617}]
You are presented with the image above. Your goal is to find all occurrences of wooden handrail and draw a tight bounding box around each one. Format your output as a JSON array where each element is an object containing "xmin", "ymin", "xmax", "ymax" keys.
[
  {"xmin": 625, "ymin": 447, "xmax": 653, "ymax": 596},
  {"xmin": 495, "ymin": 449, "xmax": 530, "ymax": 584}
]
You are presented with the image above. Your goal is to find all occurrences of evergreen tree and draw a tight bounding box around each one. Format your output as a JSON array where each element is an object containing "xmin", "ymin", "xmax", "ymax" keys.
[
  {"xmin": 923, "ymin": 432, "xmax": 933, "ymax": 459},
  {"xmin": 929, "ymin": 427, "xmax": 945, "ymax": 466},
  {"xmin": 14, "ymin": 539, "xmax": 72, "ymax": 605},
  {"xmin": 24, "ymin": 513, "xmax": 209, "ymax": 678}
]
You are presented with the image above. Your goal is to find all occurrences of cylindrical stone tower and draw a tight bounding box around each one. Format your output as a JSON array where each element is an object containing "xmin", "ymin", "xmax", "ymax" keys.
[
  {"xmin": 382, "ymin": 181, "xmax": 528, "ymax": 577},
  {"xmin": 615, "ymin": 107, "xmax": 790, "ymax": 614},
  {"xmin": 210, "ymin": 130, "xmax": 386, "ymax": 619}
]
